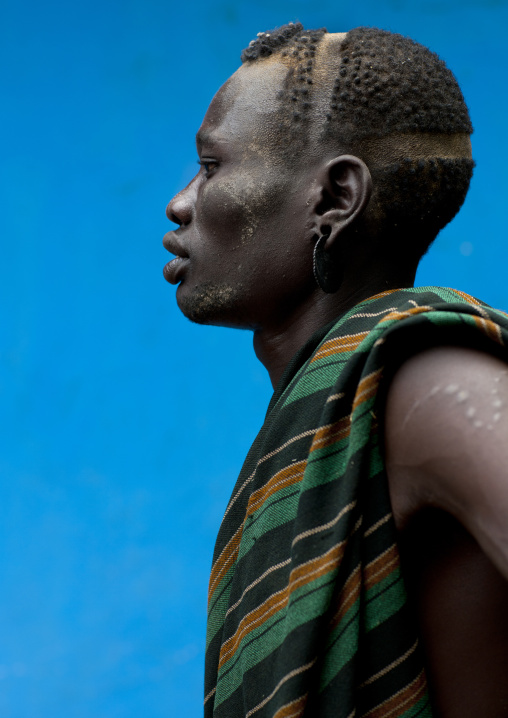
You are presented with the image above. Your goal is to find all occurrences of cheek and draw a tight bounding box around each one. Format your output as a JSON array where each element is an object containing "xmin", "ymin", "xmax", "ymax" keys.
[{"xmin": 198, "ymin": 173, "xmax": 288, "ymax": 246}]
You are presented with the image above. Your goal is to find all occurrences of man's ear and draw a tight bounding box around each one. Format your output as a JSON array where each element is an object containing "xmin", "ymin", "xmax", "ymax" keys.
[{"xmin": 312, "ymin": 155, "xmax": 372, "ymax": 250}]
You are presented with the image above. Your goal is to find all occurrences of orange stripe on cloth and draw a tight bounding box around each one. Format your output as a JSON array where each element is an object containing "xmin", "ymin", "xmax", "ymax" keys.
[
  {"xmin": 311, "ymin": 332, "xmax": 370, "ymax": 363},
  {"xmin": 273, "ymin": 695, "xmax": 308, "ymax": 718},
  {"xmin": 352, "ymin": 368, "xmax": 384, "ymax": 413},
  {"xmin": 329, "ymin": 546, "xmax": 399, "ymax": 635},
  {"xmin": 208, "ymin": 523, "xmax": 244, "ymax": 605},
  {"xmin": 378, "ymin": 305, "xmax": 434, "ymax": 324},
  {"xmin": 364, "ymin": 544, "xmax": 400, "ymax": 591},
  {"xmin": 329, "ymin": 564, "xmax": 362, "ymax": 631},
  {"xmin": 208, "ymin": 461, "xmax": 307, "ymax": 605},
  {"xmin": 218, "ymin": 539, "xmax": 348, "ymax": 670},
  {"xmin": 309, "ymin": 416, "xmax": 351, "ymax": 453},
  {"xmin": 450, "ymin": 288, "xmax": 483, "ymax": 306},
  {"xmin": 363, "ymin": 669, "xmax": 427, "ymax": 718},
  {"xmin": 246, "ymin": 460, "xmax": 307, "ymax": 517},
  {"xmin": 473, "ymin": 315, "xmax": 504, "ymax": 345}
]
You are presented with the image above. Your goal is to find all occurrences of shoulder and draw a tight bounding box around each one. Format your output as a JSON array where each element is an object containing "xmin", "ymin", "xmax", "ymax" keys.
[{"xmin": 384, "ymin": 345, "xmax": 508, "ymax": 577}]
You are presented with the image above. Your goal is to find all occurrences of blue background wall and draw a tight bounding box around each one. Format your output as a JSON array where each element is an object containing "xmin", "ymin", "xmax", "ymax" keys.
[{"xmin": 1, "ymin": 0, "xmax": 507, "ymax": 715}]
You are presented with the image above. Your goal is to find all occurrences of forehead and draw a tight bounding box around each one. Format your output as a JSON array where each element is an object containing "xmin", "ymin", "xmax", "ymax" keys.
[{"xmin": 197, "ymin": 60, "xmax": 289, "ymax": 152}]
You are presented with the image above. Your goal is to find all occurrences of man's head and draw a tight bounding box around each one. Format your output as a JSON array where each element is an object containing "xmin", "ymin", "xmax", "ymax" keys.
[
  {"xmin": 240, "ymin": 24, "xmax": 474, "ymax": 261},
  {"xmin": 164, "ymin": 25, "xmax": 473, "ymax": 328},
  {"xmin": 164, "ymin": 57, "xmax": 324, "ymax": 328}
]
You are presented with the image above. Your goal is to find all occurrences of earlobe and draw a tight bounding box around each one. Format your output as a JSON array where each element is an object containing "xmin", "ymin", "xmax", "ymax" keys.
[{"xmin": 313, "ymin": 231, "xmax": 344, "ymax": 293}]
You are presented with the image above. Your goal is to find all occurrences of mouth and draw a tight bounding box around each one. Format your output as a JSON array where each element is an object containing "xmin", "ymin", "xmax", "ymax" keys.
[{"xmin": 163, "ymin": 232, "xmax": 190, "ymax": 285}]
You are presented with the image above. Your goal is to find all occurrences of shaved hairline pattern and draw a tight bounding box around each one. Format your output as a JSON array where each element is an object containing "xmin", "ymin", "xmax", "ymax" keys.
[{"xmin": 241, "ymin": 23, "xmax": 474, "ymax": 264}]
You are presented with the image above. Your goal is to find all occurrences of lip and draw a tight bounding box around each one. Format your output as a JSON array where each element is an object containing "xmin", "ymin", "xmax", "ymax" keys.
[
  {"xmin": 163, "ymin": 255, "xmax": 190, "ymax": 284},
  {"xmin": 163, "ymin": 231, "xmax": 189, "ymax": 257},
  {"xmin": 163, "ymin": 231, "xmax": 190, "ymax": 285}
]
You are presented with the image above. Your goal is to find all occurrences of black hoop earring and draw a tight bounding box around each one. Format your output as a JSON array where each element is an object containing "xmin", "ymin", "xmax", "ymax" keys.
[{"xmin": 313, "ymin": 235, "xmax": 343, "ymax": 293}]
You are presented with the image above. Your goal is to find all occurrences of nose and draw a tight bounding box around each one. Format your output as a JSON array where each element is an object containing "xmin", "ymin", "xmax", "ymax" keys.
[{"xmin": 166, "ymin": 179, "xmax": 196, "ymax": 226}]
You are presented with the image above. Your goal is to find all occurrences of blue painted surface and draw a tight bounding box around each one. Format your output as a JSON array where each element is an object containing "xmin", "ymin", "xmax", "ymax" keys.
[{"xmin": 1, "ymin": 0, "xmax": 507, "ymax": 715}]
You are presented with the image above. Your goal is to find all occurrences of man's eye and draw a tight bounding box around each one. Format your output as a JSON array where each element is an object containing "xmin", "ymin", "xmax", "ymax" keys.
[{"xmin": 197, "ymin": 160, "xmax": 217, "ymax": 176}]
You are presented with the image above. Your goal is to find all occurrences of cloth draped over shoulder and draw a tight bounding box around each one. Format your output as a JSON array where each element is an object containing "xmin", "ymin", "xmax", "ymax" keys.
[{"xmin": 204, "ymin": 287, "xmax": 508, "ymax": 718}]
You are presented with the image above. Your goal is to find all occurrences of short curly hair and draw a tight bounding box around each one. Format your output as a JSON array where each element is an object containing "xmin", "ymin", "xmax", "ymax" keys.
[{"xmin": 241, "ymin": 24, "xmax": 474, "ymax": 264}]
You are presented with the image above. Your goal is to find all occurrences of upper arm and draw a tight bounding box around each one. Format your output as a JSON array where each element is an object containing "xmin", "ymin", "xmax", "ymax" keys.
[{"xmin": 384, "ymin": 345, "xmax": 508, "ymax": 578}]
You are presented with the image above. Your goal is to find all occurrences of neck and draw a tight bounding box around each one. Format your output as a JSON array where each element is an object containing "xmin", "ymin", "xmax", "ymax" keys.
[{"xmin": 254, "ymin": 274, "xmax": 412, "ymax": 388}]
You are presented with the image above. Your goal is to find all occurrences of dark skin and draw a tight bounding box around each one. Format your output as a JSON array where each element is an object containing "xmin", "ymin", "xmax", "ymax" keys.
[
  {"xmin": 164, "ymin": 59, "xmax": 412, "ymax": 385},
  {"xmin": 385, "ymin": 348, "xmax": 508, "ymax": 717},
  {"xmin": 164, "ymin": 58, "xmax": 508, "ymax": 716}
]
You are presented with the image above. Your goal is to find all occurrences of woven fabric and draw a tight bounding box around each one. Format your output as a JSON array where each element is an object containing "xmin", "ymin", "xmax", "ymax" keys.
[{"xmin": 204, "ymin": 287, "xmax": 508, "ymax": 718}]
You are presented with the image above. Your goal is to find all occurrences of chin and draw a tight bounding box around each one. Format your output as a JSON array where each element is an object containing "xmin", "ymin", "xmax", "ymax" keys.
[{"xmin": 177, "ymin": 281, "xmax": 247, "ymax": 327}]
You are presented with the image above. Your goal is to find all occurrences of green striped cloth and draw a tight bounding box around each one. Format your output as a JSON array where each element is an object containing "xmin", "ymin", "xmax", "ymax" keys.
[{"xmin": 204, "ymin": 287, "xmax": 508, "ymax": 718}]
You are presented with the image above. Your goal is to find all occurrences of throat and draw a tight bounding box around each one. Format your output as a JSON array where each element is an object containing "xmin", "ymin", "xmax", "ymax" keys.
[
  {"xmin": 252, "ymin": 288, "xmax": 370, "ymax": 388},
  {"xmin": 253, "ymin": 275, "xmax": 414, "ymax": 388}
]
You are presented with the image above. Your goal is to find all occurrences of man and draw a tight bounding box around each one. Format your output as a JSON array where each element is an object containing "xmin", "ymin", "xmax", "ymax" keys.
[{"xmin": 163, "ymin": 24, "xmax": 508, "ymax": 717}]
